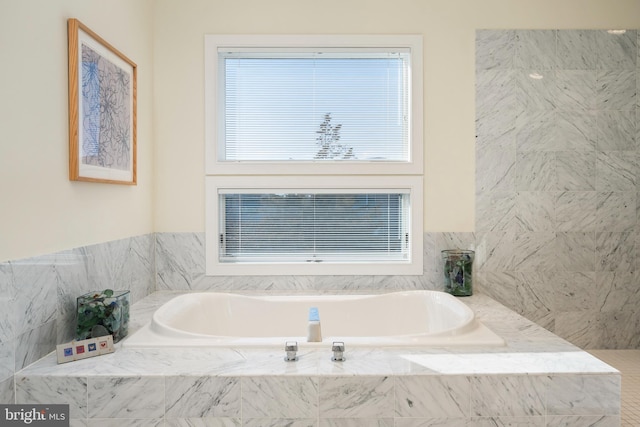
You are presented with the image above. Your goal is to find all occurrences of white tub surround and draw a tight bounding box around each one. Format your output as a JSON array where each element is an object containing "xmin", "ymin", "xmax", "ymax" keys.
[
  {"xmin": 123, "ymin": 290, "xmax": 505, "ymax": 348},
  {"xmin": 16, "ymin": 291, "xmax": 620, "ymax": 426}
]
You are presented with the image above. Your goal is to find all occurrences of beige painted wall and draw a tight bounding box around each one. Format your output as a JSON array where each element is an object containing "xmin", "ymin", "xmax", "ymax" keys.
[
  {"xmin": 0, "ymin": 0, "xmax": 154, "ymax": 262},
  {"xmin": 153, "ymin": 0, "xmax": 640, "ymax": 234}
]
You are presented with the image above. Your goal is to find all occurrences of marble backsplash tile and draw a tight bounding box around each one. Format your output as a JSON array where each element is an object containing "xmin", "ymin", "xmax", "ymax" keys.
[
  {"xmin": 515, "ymin": 30, "xmax": 556, "ymax": 70},
  {"xmin": 547, "ymin": 374, "xmax": 621, "ymax": 415},
  {"xmin": 88, "ymin": 376, "xmax": 165, "ymax": 419},
  {"xmin": 0, "ymin": 378, "xmax": 14, "ymax": 406},
  {"xmin": 319, "ymin": 376, "xmax": 394, "ymax": 419},
  {"xmin": 470, "ymin": 375, "xmax": 547, "ymax": 417},
  {"xmin": 556, "ymin": 30, "xmax": 597, "ymax": 70},
  {"xmin": 395, "ymin": 376, "xmax": 470, "ymax": 418},
  {"xmin": 555, "ymin": 70, "xmax": 596, "ymax": 110},
  {"xmin": 596, "ymin": 29, "xmax": 637, "ymax": 69},
  {"xmin": 16, "ymin": 376, "xmax": 88, "ymax": 419},
  {"xmin": 597, "ymin": 71, "xmax": 636, "ymax": 111},
  {"xmin": 242, "ymin": 376, "xmax": 318, "ymax": 419},
  {"xmin": 475, "ymin": 30, "xmax": 514, "ymax": 70},
  {"xmin": 165, "ymin": 376, "xmax": 241, "ymax": 418}
]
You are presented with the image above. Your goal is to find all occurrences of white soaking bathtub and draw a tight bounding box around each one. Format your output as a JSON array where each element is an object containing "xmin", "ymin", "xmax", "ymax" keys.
[{"xmin": 122, "ymin": 290, "xmax": 505, "ymax": 347}]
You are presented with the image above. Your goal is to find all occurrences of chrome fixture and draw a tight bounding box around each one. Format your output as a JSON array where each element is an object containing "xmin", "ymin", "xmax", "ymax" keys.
[
  {"xmin": 331, "ymin": 341, "xmax": 346, "ymax": 362},
  {"xmin": 284, "ymin": 341, "xmax": 298, "ymax": 361}
]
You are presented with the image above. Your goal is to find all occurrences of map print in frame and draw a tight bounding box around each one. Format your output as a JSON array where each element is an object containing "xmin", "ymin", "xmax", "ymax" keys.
[{"xmin": 68, "ymin": 18, "xmax": 137, "ymax": 185}]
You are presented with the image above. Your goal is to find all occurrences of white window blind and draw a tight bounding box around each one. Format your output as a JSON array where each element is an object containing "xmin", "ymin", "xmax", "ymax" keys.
[
  {"xmin": 219, "ymin": 49, "xmax": 410, "ymax": 162},
  {"xmin": 219, "ymin": 191, "xmax": 410, "ymax": 263}
]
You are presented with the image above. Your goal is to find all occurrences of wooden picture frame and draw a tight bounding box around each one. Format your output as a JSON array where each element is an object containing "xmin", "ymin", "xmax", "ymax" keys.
[{"xmin": 68, "ymin": 18, "xmax": 137, "ymax": 185}]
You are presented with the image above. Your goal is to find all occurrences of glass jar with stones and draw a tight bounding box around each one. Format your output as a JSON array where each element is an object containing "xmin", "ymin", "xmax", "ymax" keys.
[
  {"xmin": 76, "ymin": 289, "xmax": 130, "ymax": 343},
  {"xmin": 442, "ymin": 250, "xmax": 475, "ymax": 297}
]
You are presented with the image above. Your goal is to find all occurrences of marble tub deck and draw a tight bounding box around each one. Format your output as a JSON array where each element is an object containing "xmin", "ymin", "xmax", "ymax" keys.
[{"xmin": 16, "ymin": 291, "xmax": 621, "ymax": 426}]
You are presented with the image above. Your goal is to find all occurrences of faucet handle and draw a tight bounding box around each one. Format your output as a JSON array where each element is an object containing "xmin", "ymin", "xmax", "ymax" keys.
[
  {"xmin": 284, "ymin": 341, "xmax": 298, "ymax": 362},
  {"xmin": 331, "ymin": 341, "xmax": 345, "ymax": 362}
]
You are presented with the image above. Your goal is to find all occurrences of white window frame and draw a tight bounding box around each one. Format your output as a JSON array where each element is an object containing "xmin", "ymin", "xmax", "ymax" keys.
[
  {"xmin": 205, "ymin": 34, "xmax": 423, "ymax": 176},
  {"xmin": 204, "ymin": 34, "xmax": 423, "ymax": 276},
  {"xmin": 206, "ymin": 175, "xmax": 423, "ymax": 276}
]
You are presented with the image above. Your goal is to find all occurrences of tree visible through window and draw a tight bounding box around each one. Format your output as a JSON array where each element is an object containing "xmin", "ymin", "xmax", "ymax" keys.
[{"xmin": 314, "ymin": 113, "xmax": 354, "ymax": 160}]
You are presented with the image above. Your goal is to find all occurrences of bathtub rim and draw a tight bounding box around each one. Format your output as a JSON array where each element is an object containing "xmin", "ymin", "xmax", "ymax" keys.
[{"xmin": 122, "ymin": 290, "xmax": 506, "ymax": 348}]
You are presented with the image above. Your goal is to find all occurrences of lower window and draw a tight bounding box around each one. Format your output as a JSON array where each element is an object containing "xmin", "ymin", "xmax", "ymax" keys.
[
  {"xmin": 221, "ymin": 192, "xmax": 408, "ymax": 262},
  {"xmin": 206, "ymin": 176, "xmax": 423, "ymax": 276}
]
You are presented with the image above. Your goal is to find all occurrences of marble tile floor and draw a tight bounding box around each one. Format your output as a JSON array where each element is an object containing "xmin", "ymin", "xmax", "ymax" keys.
[{"xmin": 589, "ymin": 350, "xmax": 640, "ymax": 427}]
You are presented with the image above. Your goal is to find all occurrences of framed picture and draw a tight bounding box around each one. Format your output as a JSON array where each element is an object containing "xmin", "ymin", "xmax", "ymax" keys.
[{"xmin": 68, "ymin": 18, "xmax": 137, "ymax": 185}]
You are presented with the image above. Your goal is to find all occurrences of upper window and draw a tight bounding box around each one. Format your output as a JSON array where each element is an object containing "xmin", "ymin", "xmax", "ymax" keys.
[
  {"xmin": 220, "ymin": 50, "xmax": 409, "ymax": 162},
  {"xmin": 205, "ymin": 35, "xmax": 423, "ymax": 175}
]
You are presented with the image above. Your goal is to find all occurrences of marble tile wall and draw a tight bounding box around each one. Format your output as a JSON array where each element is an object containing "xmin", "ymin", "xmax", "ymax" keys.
[
  {"xmin": 475, "ymin": 29, "xmax": 640, "ymax": 349},
  {"xmin": 0, "ymin": 234, "xmax": 155, "ymax": 404},
  {"xmin": 155, "ymin": 231, "xmax": 466, "ymax": 293}
]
